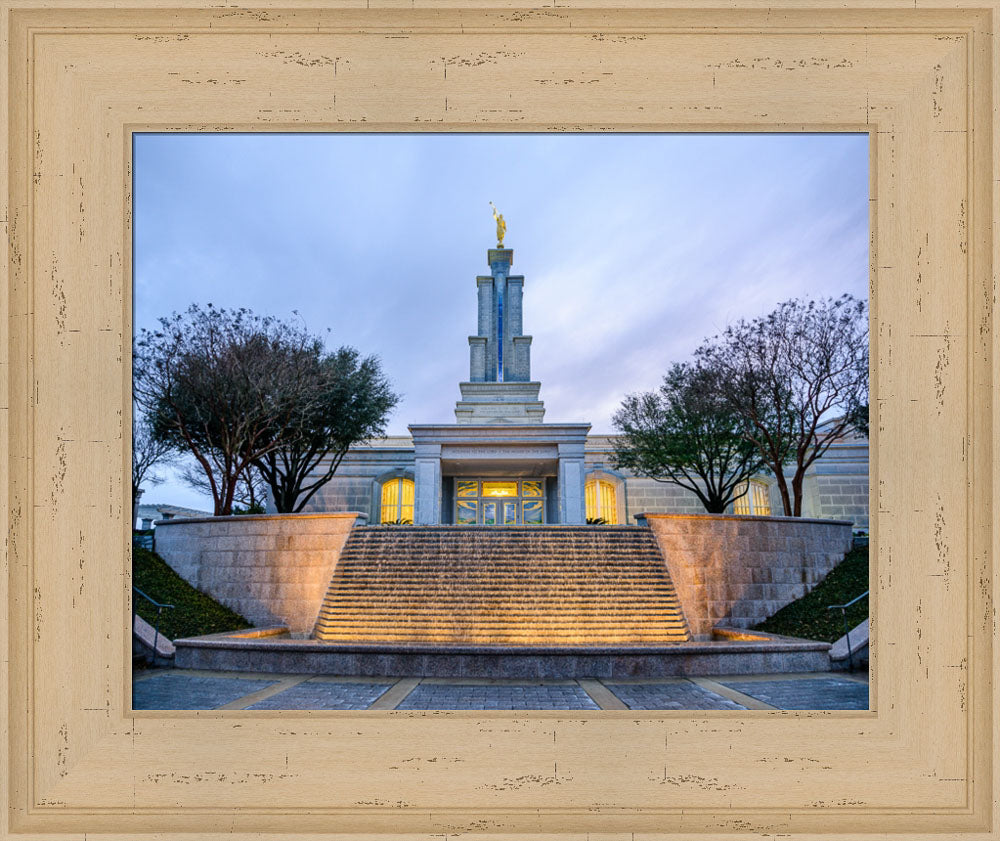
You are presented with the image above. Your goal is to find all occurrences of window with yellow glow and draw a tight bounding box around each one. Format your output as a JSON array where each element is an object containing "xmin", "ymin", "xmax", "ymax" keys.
[
  {"xmin": 522, "ymin": 500, "xmax": 543, "ymax": 524},
  {"xmin": 585, "ymin": 478, "xmax": 618, "ymax": 524},
  {"xmin": 482, "ymin": 481, "xmax": 518, "ymax": 497},
  {"xmin": 453, "ymin": 478, "xmax": 546, "ymax": 524},
  {"xmin": 732, "ymin": 480, "xmax": 771, "ymax": 516},
  {"xmin": 380, "ymin": 477, "xmax": 414, "ymax": 524}
]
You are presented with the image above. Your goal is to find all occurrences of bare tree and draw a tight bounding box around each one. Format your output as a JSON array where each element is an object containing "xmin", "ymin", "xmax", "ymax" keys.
[
  {"xmin": 180, "ymin": 458, "xmax": 268, "ymax": 514},
  {"xmin": 132, "ymin": 411, "xmax": 177, "ymax": 512},
  {"xmin": 133, "ymin": 305, "xmax": 323, "ymax": 516},
  {"xmin": 232, "ymin": 466, "xmax": 269, "ymax": 514},
  {"xmin": 695, "ymin": 295, "xmax": 868, "ymax": 516},
  {"xmin": 612, "ymin": 361, "xmax": 766, "ymax": 513}
]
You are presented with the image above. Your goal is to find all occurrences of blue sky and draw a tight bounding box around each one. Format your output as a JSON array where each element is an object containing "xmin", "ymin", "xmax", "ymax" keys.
[{"xmin": 134, "ymin": 132, "xmax": 869, "ymax": 511}]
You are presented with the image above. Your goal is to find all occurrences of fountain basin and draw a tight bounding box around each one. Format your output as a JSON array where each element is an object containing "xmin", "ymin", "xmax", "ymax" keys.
[{"xmin": 172, "ymin": 627, "xmax": 832, "ymax": 678}]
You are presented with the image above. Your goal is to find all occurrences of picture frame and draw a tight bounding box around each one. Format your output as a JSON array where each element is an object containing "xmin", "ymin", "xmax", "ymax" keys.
[{"xmin": 1, "ymin": 1, "xmax": 996, "ymax": 838}]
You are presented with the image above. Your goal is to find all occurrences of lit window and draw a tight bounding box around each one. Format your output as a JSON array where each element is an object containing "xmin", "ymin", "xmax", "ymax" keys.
[
  {"xmin": 733, "ymin": 480, "xmax": 771, "ymax": 516},
  {"xmin": 380, "ymin": 477, "xmax": 414, "ymax": 524},
  {"xmin": 522, "ymin": 500, "xmax": 543, "ymax": 524},
  {"xmin": 482, "ymin": 481, "xmax": 518, "ymax": 497},
  {"xmin": 454, "ymin": 478, "xmax": 546, "ymax": 524},
  {"xmin": 585, "ymin": 478, "xmax": 618, "ymax": 524}
]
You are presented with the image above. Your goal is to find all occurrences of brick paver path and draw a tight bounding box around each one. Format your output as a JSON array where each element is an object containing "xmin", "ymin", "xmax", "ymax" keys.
[
  {"xmin": 133, "ymin": 669, "xmax": 869, "ymax": 711},
  {"xmin": 396, "ymin": 682, "xmax": 600, "ymax": 710},
  {"xmin": 246, "ymin": 680, "xmax": 394, "ymax": 710},
  {"xmin": 605, "ymin": 681, "xmax": 747, "ymax": 710},
  {"xmin": 720, "ymin": 677, "xmax": 869, "ymax": 710},
  {"xmin": 133, "ymin": 672, "xmax": 279, "ymax": 710}
]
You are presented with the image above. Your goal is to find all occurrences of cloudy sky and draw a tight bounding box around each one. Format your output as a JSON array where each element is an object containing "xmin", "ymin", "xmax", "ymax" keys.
[{"xmin": 134, "ymin": 132, "xmax": 869, "ymax": 512}]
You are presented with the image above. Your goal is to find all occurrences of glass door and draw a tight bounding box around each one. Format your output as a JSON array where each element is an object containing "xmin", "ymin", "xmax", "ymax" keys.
[{"xmin": 454, "ymin": 479, "xmax": 546, "ymax": 524}]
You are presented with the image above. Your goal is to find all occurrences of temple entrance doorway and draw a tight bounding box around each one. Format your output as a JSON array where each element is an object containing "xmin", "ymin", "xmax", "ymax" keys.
[{"xmin": 454, "ymin": 479, "xmax": 545, "ymax": 525}]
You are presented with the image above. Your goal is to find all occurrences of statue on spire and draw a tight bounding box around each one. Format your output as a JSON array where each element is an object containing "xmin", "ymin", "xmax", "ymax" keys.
[{"xmin": 490, "ymin": 202, "xmax": 507, "ymax": 248}]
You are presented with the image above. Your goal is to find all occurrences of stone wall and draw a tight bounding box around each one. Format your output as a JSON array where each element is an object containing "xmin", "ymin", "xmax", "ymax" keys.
[
  {"xmin": 621, "ymin": 477, "xmax": 708, "ymax": 519},
  {"xmin": 294, "ymin": 438, "xmax": 415, "ymax": 520},
  {"xmin": 813, "ymin": 473, "xmax": 870, "ymax": 529},
  {"xmin": 638, "ymin": 513, "xmax": 854, "ymax": 639},
  {"xmin": 154, "ymin": 513, "xmax": 365, "ymax": 635},
  {"xmin": 584, "ymin": 432, "xmax": 869, "ymax": 528},
  {"xmin": 306, "ymin": 476, "xmax": 378, "ymax": 521}
]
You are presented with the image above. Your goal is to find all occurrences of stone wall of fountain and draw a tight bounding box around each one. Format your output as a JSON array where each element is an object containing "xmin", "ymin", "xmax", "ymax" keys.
[
  {"xmin": 153, "ymin": 512, "xmax": 367, "ymax": 634},
  {"xmin": 637, "ymin": 513, "xmax": 854, "ymax": 638}
]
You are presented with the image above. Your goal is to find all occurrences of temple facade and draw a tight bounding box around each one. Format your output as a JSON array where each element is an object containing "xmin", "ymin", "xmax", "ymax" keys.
[{"xmin": 297, "ymin": 244, "xmax": 870, "ymax": 530}]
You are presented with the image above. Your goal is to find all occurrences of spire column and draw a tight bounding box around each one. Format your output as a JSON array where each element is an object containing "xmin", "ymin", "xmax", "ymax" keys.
[{"xmin": 456, "ymin": 245, "xmax": 545, "ymax": 423}]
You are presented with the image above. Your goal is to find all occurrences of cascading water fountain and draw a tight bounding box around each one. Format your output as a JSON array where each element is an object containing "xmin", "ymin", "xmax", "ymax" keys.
[{"xmin": 312, "ymin": 525, "xmax": 691, "ymax": 646}]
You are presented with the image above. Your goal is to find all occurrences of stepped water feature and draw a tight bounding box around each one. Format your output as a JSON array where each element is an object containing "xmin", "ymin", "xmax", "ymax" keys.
[
  {"xmin": 313, "ymin": 525, "xmax": 691, "ymax": 646},
  {"xmin": 170, "ymin": 518, "xmax": 838, "ymax": 678}
]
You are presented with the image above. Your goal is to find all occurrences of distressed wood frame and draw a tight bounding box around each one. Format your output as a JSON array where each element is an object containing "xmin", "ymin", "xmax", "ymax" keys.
[{"xmin": 1, "ymin": 1, "xmax": 997, "ymax": 838}]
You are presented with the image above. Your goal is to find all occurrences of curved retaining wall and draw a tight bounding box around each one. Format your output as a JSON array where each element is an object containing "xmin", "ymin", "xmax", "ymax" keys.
[
  {"xmin": 636, "ymin": 513, "xmax": 854, "ymax": 639},
  {"xmin": 154, "ymin": 513, "xmax": 366, "ymax": 635}
]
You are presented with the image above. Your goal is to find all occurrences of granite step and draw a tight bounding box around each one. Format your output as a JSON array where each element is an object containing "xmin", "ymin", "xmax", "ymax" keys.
[
  {"xmin": 318, "ymin": 615, "xmax": 687, "ymax": 623},
  {"xmin": 313, "ymin": 526, "xmax": 691, "ymax": 645}
]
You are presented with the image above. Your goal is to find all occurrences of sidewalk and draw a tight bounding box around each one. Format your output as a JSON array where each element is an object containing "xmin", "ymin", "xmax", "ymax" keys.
[{"xmin": 133, "ymin": 668, "xmax": 869, "ymax": 711}]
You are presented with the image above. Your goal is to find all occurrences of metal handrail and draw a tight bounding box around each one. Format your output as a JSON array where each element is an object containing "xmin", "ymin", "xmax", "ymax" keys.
[
  {"xmin": 132, "ymin": 586, "xmax": 175, "ymax": 666},
  {"xmin": 827, "ymin": 590, "xmax": 869, "ymax": 672}
]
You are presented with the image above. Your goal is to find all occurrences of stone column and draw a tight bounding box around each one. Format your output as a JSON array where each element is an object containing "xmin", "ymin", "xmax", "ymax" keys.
[
  {"xmin": 505, "ymin": 276, "xmax": 523, "ymax": 381},
  {"xmin": 557, "ymin": 442, "xmax": 587, "ymax": 524},
  {"xmin": 511, "ymin": 336, "xmax": 532, "ymax": 383},
  {"xmin": 468, "ymin": 336, "xmax": 487, "ymax": 382},
  {"xmin": 495, "ymin": 271, "xmax": 507, "ymax": 382},
  {"xmin": 475, "ymin": 276, "xmax": 495, "ymax": 383},
  {"xmin": 476, "ymin": 276, "xmax": 493, "ymax": 336},
  {"xmin": 506, "ymin": 276, "xmax": 524, "ymax": 333},
  {"xmin": 488, "ymin": 248, "xmax": 513, "ymax": 383},
  {"xmin": 413, "ymin": 444, "xmax": 442, "ymax": 524}
]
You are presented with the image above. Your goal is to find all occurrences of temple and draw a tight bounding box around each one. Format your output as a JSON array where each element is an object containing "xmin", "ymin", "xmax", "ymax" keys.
[
  {"xmin": 298, "ymin": 241, "xmax": 870, "ymax": 531},
  {"xmin": 157, "ymin": 233, "xmax": 871, "ymax": 674}
]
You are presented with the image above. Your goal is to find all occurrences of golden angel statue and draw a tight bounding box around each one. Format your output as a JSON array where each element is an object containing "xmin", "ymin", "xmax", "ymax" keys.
[{"xmin": 490, "ymin": 202, "xmax": 507, "ymax": 247}]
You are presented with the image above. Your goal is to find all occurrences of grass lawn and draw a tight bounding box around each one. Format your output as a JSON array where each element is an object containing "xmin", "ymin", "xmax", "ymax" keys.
[
  {"xmin": 753, "ymin": 546, "xmax": 869, "ymax": 643},
  {"xmin": 132, "ymin": 545, "xmax": 252, "ymax": 640}
]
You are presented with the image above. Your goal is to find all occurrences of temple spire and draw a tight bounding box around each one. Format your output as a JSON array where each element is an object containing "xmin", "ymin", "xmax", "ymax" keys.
[{"xmin": 456, "ymin": 240, "xmax": 543, "ymax": 423}]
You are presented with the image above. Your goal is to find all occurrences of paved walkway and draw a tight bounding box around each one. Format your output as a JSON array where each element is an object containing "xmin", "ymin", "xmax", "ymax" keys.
[{"xmin": 133, "ymin": 669, "xmax": 869, "ymax": 711}]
